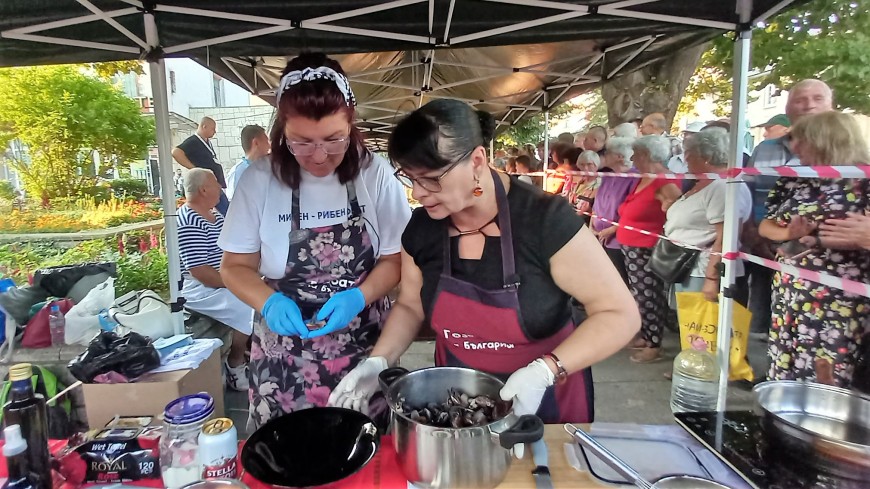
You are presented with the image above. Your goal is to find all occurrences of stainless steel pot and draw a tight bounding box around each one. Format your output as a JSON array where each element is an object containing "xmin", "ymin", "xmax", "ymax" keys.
[
  {"xmin": 753, "ymin": 380, "xmax": 870, "ymax": 476},
  {"xmin": 379, "ymin": 367, "xmax": 544, "ymax": 489},
  {"xmin": 566, "ymin": 424, "xmax": 732, "ymax": 489}
]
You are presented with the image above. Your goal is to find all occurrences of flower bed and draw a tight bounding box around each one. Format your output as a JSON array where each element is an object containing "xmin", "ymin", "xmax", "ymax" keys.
[
  {"xmin": 0, "ymin": 196, "xmax": 163, "ymax": 234},
  {"xmin": 0, "ymin": 231, "xmax": 168, "ymax": 297}
]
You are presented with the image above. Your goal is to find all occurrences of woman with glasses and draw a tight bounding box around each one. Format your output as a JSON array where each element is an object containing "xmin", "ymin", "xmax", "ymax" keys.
[
  {"xmin": 329, "ymin": 99, "xmax": 639, "ymax": 426},
  {"xmin": 218, "ymin": 53, "xmax": 411, "ymax": 428}
]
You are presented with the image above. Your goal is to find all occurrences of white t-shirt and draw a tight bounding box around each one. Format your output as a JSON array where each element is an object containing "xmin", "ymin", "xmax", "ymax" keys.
[
  {"xmin": 218, "ymin": 154, "xmax": 411, "ymax": 279},
  {"xmin": 664, "ymin": 180, "xmax": 752, "ymax": 277}
]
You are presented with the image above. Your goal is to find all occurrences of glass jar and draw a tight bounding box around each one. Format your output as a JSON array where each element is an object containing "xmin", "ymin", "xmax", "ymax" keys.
[{"xmin": 160, "ymin": 394, "xmax": 215, "ymax": 489}]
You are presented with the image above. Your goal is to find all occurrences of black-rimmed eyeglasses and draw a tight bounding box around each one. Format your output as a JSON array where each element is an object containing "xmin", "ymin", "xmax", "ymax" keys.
[{"xmin": 393, "ymin": 149, "xmax": 474, "ymax": 192}]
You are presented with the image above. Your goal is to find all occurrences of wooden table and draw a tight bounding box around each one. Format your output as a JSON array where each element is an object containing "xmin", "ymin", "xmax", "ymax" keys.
[{"xmin": 496, "ymin": 424, "xmax": 605, "ymax": 488}]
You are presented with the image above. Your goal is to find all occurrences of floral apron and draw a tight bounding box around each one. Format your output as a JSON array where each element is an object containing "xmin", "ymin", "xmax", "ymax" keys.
[
  {"xmin": 429, "ymin": 170, "xmax": 593, "ymax": 424},
  {"xmin": 248, "ymin": 180, "xmax": 385, "ymax": 428}
]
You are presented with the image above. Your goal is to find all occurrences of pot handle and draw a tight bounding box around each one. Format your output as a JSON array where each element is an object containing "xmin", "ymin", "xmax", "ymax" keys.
[
  {"xmin": 378, "ymin": 367, "xmax": 409, "ymax": 392},
  {"xmin": 497, "ymin": 415, "xmax": 544, "ymax": 449}
]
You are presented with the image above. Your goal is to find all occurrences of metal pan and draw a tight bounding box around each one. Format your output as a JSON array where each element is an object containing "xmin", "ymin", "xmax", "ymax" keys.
[
  {"xmin": 753, "ymin": 381, "xmax": 870, "ymax": 472},
  {"xmin": 565, "ymin": 424, "xmax": 731, "ymax": 489}
]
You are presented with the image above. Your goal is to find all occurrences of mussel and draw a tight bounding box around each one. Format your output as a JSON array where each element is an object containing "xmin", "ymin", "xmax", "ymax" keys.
[{"xmin": 398, "ymin": 388, "xmax": 510, "ymax": 428}]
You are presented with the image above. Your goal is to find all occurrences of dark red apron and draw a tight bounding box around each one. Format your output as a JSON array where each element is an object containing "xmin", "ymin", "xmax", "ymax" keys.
[{"xmin": 429, "ymin": 171, "xmax": 594, "ymax": 424}]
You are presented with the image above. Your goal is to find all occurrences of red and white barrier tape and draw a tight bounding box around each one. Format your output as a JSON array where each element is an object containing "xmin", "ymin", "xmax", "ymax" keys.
[
  {"xmin": 736, "ymin": 252, "xmax": 870, "ymax": 299},
  {"xmin": 578, "ymin": 211, "xmax": 718, "ymax": 254},
  {"xmin": 514, "ymin": 164, "xmax": 870, "ymax": 182},
  {"xmin": 580, "ymin": 211, "xmax": 870, "ymax": 299}
]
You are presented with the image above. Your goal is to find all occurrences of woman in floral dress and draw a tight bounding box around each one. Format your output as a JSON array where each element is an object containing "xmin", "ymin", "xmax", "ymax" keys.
[
  {"xmin": 759, "ymin": 111, "xmax": 870, "ymax": 387},
  {"xmin": 218, "ymin": 53, "xmax": 411, "ymax": 427}
]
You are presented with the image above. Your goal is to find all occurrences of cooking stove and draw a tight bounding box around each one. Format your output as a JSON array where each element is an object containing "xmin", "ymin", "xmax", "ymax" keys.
[{"xmin": 675, "ymin": 411, "xmax": 869, "ymax": 489}]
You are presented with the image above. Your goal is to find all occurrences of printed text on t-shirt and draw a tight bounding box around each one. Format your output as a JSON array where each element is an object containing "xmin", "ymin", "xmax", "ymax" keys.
[{"xmin": 277, "ymin": 204, "xmax": 367, "ymax": 223}]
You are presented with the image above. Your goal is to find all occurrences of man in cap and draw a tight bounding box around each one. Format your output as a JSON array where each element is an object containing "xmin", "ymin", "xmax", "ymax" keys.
[{"xmin": 755, "ymin": 114, "xmax": 790, "ymax": 141}]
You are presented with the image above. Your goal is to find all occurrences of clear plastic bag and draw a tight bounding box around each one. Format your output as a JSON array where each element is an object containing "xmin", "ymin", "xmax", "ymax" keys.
[{"xmin": 65, "ymin": 277, "xmax": 115, "ymax": 346}]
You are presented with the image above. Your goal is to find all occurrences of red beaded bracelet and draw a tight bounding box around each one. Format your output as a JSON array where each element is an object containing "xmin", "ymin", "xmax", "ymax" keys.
[{"xmin": 542, "ymin": 352, "xmax": 568, "ymax": 385}]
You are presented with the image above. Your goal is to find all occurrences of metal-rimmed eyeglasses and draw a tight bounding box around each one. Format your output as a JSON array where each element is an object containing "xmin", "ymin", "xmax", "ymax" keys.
[
  {"xmin": 285, "ymin": 137, "xmax": 350, "ymax": 156},
  {"xmin": 393, "ymin": 148, "xmax": 475, "ymax": 192}
]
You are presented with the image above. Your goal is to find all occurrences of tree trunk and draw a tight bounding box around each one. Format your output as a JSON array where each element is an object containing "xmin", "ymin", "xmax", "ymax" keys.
[{"xmin": 601, "ymin": 43, "xmax": 707, "ymax": 128}]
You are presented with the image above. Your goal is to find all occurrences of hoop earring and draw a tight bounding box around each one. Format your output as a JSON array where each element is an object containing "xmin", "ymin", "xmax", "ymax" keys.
[{"xmin": 472, "ymin": 175, "xmax": 483, "ymax": 197}]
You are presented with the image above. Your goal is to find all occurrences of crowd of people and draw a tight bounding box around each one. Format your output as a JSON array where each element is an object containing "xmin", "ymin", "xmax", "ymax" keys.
[
  {"xmin": 169, "ymin": 51, "xmax": 868, "ymax": 428},
  {"xmin": 513, "ymin": 78, "xmax": 870, "ymax": 389}
]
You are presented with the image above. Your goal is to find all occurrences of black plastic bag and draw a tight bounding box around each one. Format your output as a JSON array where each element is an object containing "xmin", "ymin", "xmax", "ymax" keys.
[
  {"xmin": 33, "ymin": 262, "xmax": 116, "ymax": 298},
  {"xmin": 67, "ymin": 331, "xmax": 161, "ymax": 383}
]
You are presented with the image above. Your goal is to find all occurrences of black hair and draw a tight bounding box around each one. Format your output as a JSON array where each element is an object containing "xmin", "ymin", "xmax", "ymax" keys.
[
  {"xmin": 241, "ymin": 124, "xmax": 266, "ymax": 153},
  {"xmin": 516, "ymin": 154, "xmax": 532, "ymax": 167},
  {"xmin": 388, "ymin": 98, "xmax": 495, "ymax": 171},
  {"xmin": 558, "ymin": 146, "xmax": 583, "ymax": 166}
]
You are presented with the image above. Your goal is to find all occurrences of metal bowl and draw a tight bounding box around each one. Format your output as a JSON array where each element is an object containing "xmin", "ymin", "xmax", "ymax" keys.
[{"xmin": 753, "ymin": 381, "xmax": 870, "ymax": 472}]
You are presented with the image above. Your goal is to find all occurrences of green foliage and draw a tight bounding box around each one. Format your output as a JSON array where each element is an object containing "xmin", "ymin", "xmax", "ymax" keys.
[
  {"xmin": 110, "ymin": 178, "xmax": 150, "ymax": 200},
  {"xmin": 582, "ymin": 90, "xmax": 609, "ymax": 127},
  {"xmin": 90, "ymin": 61, "xmax": 144, "ymax": 80},
  {"xmin": 115, "ymin": 249, "xmax": 169, "ymax": 295},
  {"xmin": 0, "ymin": 66, "xmax": 156, "ymax": 200},
  {"xmin": 674, "ymin": 47, "xmax": 734, "ymax": 130},
  {"xmin": 0, "ymin": 181, "xmax": 15, "ymax": 201},
  {"xmin": 706, "ymin": 0, "xmax": 870, "ymax": 113},
  {"xmin": 497, "ymin": 103, "xmax": 573, "ymax": 146},
  {"xmin": 0, "ymin": 232, "xmax": 168, "ymax": 296}
]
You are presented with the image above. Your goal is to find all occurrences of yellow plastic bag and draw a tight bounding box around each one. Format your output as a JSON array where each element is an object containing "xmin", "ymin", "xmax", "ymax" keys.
[{"xmin": 675, "ymin": 292, "xmax": 754, "ymax": 382}]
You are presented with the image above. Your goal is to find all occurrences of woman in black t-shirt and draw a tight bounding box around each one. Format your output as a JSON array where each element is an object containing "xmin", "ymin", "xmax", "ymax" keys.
[{"xmin": 329, "ymin": 99, "xmax": 639, "ymax": 427}]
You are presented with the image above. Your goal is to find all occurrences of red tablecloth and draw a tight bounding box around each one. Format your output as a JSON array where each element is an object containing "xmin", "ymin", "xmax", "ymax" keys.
[{"xmin": 0, "ymin": 436, "xmax": 408, "ymax": 489}]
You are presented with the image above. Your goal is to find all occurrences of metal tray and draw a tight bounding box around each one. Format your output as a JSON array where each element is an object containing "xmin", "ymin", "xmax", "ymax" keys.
[{"xmin": 577, "ymin": 434, "xmax": 711, "ymax": 485}]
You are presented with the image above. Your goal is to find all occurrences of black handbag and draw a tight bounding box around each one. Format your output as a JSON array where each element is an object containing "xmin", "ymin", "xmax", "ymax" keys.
[{"xmin": 649, "ymin": 238, "xmax": 701, "ymax": 283}]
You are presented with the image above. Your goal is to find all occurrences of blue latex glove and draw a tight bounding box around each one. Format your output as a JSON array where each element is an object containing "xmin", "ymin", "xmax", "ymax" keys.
[
  {"xmin": 311, "ymin": 288, "xmax": 366, "ymax": 338},
  {"xmin": 261, "ymin": 292, "xmax": 309, "ymax": 338}
]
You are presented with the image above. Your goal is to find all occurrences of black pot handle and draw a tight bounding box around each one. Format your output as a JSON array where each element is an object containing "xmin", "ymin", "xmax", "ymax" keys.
[
  {"xmin": 498, "ymin": 415, "xmax": 544, "ymax": 449},
  {"xmin": 378, "ymin": 367, "xmax": 409, "ymax": 393}
]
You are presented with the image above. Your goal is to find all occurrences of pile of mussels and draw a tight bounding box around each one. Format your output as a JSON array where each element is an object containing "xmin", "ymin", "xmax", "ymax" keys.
[{"xmin": 399, "ymin": 389, "xmax": 511, "ymax": 428}]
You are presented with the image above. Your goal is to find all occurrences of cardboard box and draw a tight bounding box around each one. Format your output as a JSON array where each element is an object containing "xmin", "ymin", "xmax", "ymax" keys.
[{"xmin": 81, "ymin": 350, "xmax": 225, "ymax": 429}]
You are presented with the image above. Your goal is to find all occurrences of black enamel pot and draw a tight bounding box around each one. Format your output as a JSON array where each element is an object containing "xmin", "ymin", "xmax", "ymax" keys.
[{"xmin": 240, "ymin": 407, "xmax": 379, "ymax": 488}]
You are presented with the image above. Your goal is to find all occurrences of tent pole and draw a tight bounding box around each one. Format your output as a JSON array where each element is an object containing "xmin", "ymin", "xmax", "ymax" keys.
[
  {"xmin": 543, "ymin": 92, "xmax": 549, "ymax": 190},
  {"xmin": 489, "ymin": 137, "xmax": 495, "ymax": 166},
  {"xmin": 145, "ymin": 12, "xmax": 185, "ymax": 335},
  {"xmin": 715, "ymin": 0, "xmax": 753, "ymax": 411}
]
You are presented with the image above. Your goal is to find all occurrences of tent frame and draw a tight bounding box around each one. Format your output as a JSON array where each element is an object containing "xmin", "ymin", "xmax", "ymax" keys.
[{"xmin": 2, "ymin": 0, "xmax": 798, "ymax": 406}]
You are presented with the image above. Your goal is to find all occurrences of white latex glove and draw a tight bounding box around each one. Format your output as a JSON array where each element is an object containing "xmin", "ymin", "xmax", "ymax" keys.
[
  {"xmin": 327, "ymin": 356, "xmax": 388, "ymax": 415},
  {"xmin": 499, "ymin": 358, "xmax": 555, "ymax": 459}
]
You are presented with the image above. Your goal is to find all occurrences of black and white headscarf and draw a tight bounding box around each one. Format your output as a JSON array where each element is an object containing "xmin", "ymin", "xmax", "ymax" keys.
[{"xmin": 276, "ymin": 66, "xmax": 356, "ymax": 107}]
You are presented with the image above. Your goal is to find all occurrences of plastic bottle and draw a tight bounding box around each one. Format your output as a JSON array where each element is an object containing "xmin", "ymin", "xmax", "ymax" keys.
[
  {"xmin": 3, "ymin": 425, "xmax": 35, "ymax": 489},
  {"xmin": 2, "ymin": 364, "xmax": 51, "ymax": 489},
  {"xmin": 670, "ymin": 336, "xmax": 720, "ymax": 413},
  {"xmin": 48, "ymin": 304, "xmax": 65, "ymax": 347}
]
